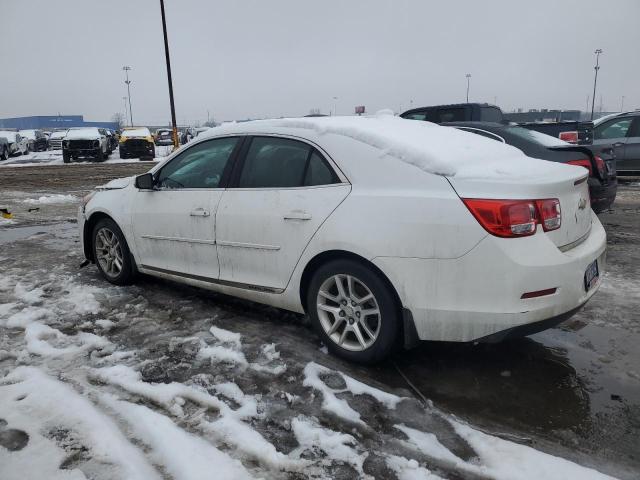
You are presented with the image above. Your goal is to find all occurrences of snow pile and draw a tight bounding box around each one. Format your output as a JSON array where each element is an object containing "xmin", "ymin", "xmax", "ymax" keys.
[
  {"xmin": 23, "ymin": 194, "xmax": 78, "ymax": 205},
  {"xmin": 208, "ymin": 113, "xmax": 578, "ymax": 181},
  {"xmin": 386, "ymin": 455, "xmax": 444, "ymax": 480},
  {"xmin": 24, "ymin": 323, "xmax": 110, "ymax": 357}
]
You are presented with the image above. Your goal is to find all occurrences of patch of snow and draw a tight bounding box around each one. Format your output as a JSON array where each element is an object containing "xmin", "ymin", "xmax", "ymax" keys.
[
  {"xmin": 60, "ymin": 281, "xmax": 101, "ymax": 315},
  {"xmin": 386, "ymin": 455, "xmax": 444, "ymax": 480},
  {"xmin": 102, "ymin": 396, "xmax": 253, "ymax": 480},
  {"xmin": 65, "ymin": 128, "xmax": 101, "ymax": 140},
  {"xmin": 24, "ymin": 322, "xmax": 110, "ymax": 357},
  {"xmin": 209, "ymin": 325, "xmax": 242, "ymax": 347},
  {"xmin": 23, "ymin": 194, "xmax": 78, "ymax": 205},
  {"xmin": 4, "ymin": 306, "xmax": 50, "ymax": 328},
  {"xmin": 0, "ymin": 216, "xmax": 16, "ymax": 225},
  {"xmin": 0, "ymin": 367, "xmax": 161, "ymax": 480},
  {"xmin": 13, "ymin": 282, "xmax": 44, "ymax": 305},
  {"xmin": 121, "ymin": 127, "xmax": 151, "ymax": 138},
  {"xmin": 395, "ymin": 424, "xmax": 463, "ymax": 465},
  {"xmin": 95, "ymin": 319, "xmax": 115, "ymax": 330},
  {"xmin": 291, "ymin": 415, "xmax": 368, "ymax": 475},
  {"xmin": 198, "ymin": 344, "xmax": 248, "ymax": 368}
]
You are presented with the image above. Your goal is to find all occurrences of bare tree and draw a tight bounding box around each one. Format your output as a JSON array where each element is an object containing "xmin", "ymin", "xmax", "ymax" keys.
[{"xmin": 111, "ymin": 112, "xmax": 125, "ymax": 129}]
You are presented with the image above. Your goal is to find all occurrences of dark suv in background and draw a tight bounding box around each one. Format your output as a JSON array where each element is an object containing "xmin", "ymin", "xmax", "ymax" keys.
[
  {"xmin": 592, "ymin": 111, "xmax": 640, "ymax": 175},
  {"xmin": 401, "ymin": 103, "xmax": 504, "ymax": 123}
]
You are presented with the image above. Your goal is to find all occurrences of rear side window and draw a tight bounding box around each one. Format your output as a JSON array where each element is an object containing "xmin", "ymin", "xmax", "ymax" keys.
[
  {"xmin": 435, "ymin": 108, "xmax": 466, "ymax": 123},
  {"xmin": 403, "ymin": 112, "xmax": 428, "ymax": 121},
  {"xmin": 480, "ymin": 107, "xmax": 503, "ymax": 123},
  {"xmin": 238, "ymin": 137, "xmax": 339, "ymax": 188}
]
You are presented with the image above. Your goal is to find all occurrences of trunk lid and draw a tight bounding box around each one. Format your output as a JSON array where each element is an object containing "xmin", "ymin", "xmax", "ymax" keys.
[{"xmin": 448, "ymin": 163, "xmax": 592, "ymax": 249}]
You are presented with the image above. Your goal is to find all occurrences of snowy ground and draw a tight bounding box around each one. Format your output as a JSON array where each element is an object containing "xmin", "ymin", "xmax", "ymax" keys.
[
  {"xmin": 0, "ymin": 167, "xmax": 638, "ymax": 479},
  {"xmin": 0, "ymin": 145, "xmax": 172, "ymax": 168}
]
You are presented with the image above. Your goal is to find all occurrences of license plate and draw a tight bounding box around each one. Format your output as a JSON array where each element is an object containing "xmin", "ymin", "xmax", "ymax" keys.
[{"xmin": 584, "ymin": 259, "xmax": 599, "ymax": 292}]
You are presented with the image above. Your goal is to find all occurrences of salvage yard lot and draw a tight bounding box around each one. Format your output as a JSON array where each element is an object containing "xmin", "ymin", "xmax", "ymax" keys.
[{"xmin": 1, "ymin": 163, "xmax": 639, "ymax": 479}]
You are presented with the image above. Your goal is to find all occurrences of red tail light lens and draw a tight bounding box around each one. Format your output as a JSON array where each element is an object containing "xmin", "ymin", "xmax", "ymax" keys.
[
  {"xmin": 463, "ymin": 198, "xmax": 561, "ymax": 238},
  {"xmin": 559, "ymin": 131, "xmax": 579, "ymax": 143},
  {"xmin": 594, "ymin": 155, "xmax": 606, "ymax": 178},
  {"xmin": 568, "ymin": 159, "xmax": 593, "ymax": 176},
  {"xmin": 536, "ymin": 199, "xmax": 561, "ymax": 231}
]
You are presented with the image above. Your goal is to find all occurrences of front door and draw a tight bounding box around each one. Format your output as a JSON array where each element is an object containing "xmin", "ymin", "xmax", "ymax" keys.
[
  {"xmin": 593, "ymin": 117, "xmax": 633, "ymax": 171},
  {"xmin": 131, "ymin": 136, "xmax": 240, "ymax": 279},
  {"xmin": 216, "ymin": 136, "xmax": 350, "ymax": 290}
]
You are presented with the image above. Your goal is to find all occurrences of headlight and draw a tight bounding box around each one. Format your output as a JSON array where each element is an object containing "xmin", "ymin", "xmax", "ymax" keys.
[
  {"xmin": 81, "ymin": 191, "xmax": 96, "ymax": 212},
  {"xmin": 145, "ymin": 135, "xmax": 154, "ymax": 143},
  {"xmin": 119, "ymin": 136, "xmax": 127, "ymax": 143}
]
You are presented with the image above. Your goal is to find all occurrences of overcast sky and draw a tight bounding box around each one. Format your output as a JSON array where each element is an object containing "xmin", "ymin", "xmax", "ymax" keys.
[{"xmin": 1, "ymin": 0, "xmax": 638, "ymax": 125}]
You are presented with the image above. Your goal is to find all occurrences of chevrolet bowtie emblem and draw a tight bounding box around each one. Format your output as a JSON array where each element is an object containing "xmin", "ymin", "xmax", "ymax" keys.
[{"xmin": 578, "ymin": 198, "xmax": 587, "ymax": 210}]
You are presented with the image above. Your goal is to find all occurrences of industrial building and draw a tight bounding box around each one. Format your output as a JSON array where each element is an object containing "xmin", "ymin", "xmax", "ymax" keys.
[{"xmin": 0, "ymin": 115, "xmax": 119, "ymax": 131}]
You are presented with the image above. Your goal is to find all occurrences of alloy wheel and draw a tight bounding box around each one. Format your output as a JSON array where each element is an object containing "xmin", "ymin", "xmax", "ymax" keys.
[
  {"xmin": 316, "ymin": 274, "xmax": 381, "ymax": 351},
  {"xmin": 95, "ymin": 227, "xmax": 124, "ymax": 279}
]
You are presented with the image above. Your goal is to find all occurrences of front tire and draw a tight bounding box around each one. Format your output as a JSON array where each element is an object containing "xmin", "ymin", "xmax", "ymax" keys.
[
  {"xmin": 1, "ymin": 147, "xmax": 7, "ymax": 160},
  {"xmin": 307, "ymin": 259, "xmax": 400, "ymax": 364},
  {"xmin": 92, "ymin": 218, "xmax": 135, "ymax": 285},
  {"xmin": 63, "ymin": 151, "xmax": 71, "ymax": 163}
]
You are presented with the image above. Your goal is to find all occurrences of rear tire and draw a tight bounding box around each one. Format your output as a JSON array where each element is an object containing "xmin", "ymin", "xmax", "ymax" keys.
[
  {"xmin": 1, "ymin": 147, "xmax": 7, "ymax": 160},
  {"xmin": 92, "ymin": 218, "xmax": 135, "ymax": 285},
  {"xmin": 63, "ymin": 151, "xmax": 71, "ymax": 163},
  {"xmin": 306, "ymin": 259, "xmax": 400, "ymax": 364}
]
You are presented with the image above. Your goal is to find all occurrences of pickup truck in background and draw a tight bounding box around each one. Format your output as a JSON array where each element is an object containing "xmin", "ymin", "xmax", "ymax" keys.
[{"xmin": 401, "ymin": 103, "xmax": 504, "ymax": 123}]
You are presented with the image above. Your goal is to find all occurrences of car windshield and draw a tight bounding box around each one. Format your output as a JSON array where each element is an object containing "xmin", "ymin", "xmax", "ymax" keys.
[
  {"xmin": 19, "ymin": 130, "xmax": 36, "ymax": 139},
  {"xmin": 123, "ymin": 128, "xmax": 151, "ymax": 137},
  {"xmin": 504, "ymin": 126, "xmax": 569, "ymax": 147},
  {"xmin": 65, "ymin": 128, "xmax": 101, "ymax": 139},
  {"xmin": 50, "ymin": 131, "xmax": 67, "ymax": 139}
]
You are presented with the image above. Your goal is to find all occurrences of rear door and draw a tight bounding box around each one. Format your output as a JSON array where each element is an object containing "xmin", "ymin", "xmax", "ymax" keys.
[
  {"xmin": 593, "ymin": 117, "xmax": 633, "ymax": 170},
  {"xmin": 622, "ymin": 118, "xmax": 640, "ymax": 172},
  {"xmin": 216, "ymin": 135, "xmax": 350, "ymax": 291}
]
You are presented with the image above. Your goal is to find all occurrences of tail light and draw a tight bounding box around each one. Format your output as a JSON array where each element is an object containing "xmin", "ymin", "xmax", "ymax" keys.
[
  {"xmin": 594, "ymin": 155, "xmax": 606, "ymax": 178},
  {"xmin": 559, "ymin": 131, "xmax": 579, "ymax": 143},
  {"xmin": 567, "ymin": 159, "xmax": 593, "ymax": 176},
  {"xmin": 463, "ymin": 198, "xmax": 561, "ymax": 238}
]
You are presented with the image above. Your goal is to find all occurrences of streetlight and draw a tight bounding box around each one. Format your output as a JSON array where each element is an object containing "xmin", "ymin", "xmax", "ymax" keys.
[
  {"xmin": 590, "ymin": 49, "xmax": 602, "ymax": 120},
  {"xmin": 122, "ymin": 96, "xmax": 128, "ymax": 127},
  {"xmin": 465, "ymin": 74, "xmax": 471, "ymax": 102},
  {"xmin": 159, "ymin": 0, "xmax": 179, "ymax": 150},
  {"xmin": 621, "ymin": 96, "xmax": 625, "ymax": 112},
  {"xmin": 332, "ymin": 96, "xmax": 338, "ymax": 116},
  {"xmin": 122, "ymin": 66, "xmax": 133, "ymax": 126}
]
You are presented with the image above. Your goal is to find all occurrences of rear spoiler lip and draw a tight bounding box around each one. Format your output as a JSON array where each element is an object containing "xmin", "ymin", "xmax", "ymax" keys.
[{"xmin": 548, "ymin": 145, "xmax": 605, "ymax": 182}]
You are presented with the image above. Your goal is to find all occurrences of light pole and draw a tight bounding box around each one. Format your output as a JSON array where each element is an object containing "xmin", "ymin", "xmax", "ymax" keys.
[
  {"xmin": 159, "ymin": 0, "xmax": 179, "ymax": 150},
  {"xmin": 122, "ymin": 96, "xmax": 128, "ymax": 127},
  {"xmin": 122, "ymin": 66, "xmax": 133, "ymax": 126},
  {"xmin": 620, "ymin": 96, "xmax": 625, "ymax": 112},
  {"xmin": 465, "ymin": 74, "xmax": 471, "ymax": 102},
  {"xmin": 332, "ymin": 96, "xmax": 338, "ymax": 116},
  {"xmin": 590, "ymin": 49, "xmax": 602, "ymax": 120}
]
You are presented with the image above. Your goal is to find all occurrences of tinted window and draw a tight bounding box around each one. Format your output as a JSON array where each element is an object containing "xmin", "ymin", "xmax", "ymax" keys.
[
  {"xmin": 157, "ymin": 137, "xmax": 238, "ymax": 189},
  {"xmin": 304, "ymin": 151, "xmax": 339, "ymax": 186},
  {"xmin": 626, "ymin": 118, "xmax": 640, "ymax": 138},
  {"xmin": 435, "ymin": 108, "xmax": 466, "ymax": 123},
  {"xmin": 403, "ymin": 112, "xmax": 427, "ymax": 121},
  {"xmin": 480, "ymin": 107, "xmax": 503, "ymax": 123},
  {"xmin": 594, "ymin": 118, "xmax": 632, "ymax": 140}
]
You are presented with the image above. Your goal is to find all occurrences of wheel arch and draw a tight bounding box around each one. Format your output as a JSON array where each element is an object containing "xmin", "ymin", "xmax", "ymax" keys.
[{"xmin": 83, "ymin": 211, "xmax": 116, "ymax": 262}]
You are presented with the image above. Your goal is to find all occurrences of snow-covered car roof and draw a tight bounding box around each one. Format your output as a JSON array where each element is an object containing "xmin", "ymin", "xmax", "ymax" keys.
[
  {"xmin": 122, "ymin": 128, "xmax": 151, "ymax": 137},
  {"xmin": 19, "ymin": 129, "xmax": 37, "ymax": 139},
  {"xmin": 0, "ymin": 131, "xmax": 19, "ymax": 142},
  {"xmin": 65, "ymin": 128, "xmax": 102, "ymax": 140},
  {"xmin": 197, "ymin": 112, "xmax": 580, "ymax": 181},
  {"xmin": 49, "ymin": 131, "xmax": 68, "ymax": 139}
]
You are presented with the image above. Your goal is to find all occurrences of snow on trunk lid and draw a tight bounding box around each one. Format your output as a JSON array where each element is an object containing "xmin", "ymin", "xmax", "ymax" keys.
[{"xmin": 448, "ymin": 167, "xmax": 592, "ymax": 249}]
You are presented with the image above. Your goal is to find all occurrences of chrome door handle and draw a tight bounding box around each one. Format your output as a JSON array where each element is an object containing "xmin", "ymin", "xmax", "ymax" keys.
[
  {"xmin": 190, "ymin": 208, "xmax": 210, "ymax": 217},
  {"xmin": 612, "ymin": 142, "xmax": 625, "ymax": 148},
  {"xmin": 284, "ymin": 211, "xmax": 312, "ymax": 220}
]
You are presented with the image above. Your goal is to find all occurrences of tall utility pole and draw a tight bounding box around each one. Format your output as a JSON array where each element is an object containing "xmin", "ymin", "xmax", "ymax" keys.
[
  {"xmin": 122, "ymin": 97, "xmax": 128, "ymax": 127},
  {"xmin": 620, "ymin": 96, "xmax": 625, "ymax": 112},
  {"xmin": 590, "ymin": 49, "xmax": 602, "ymax": 120},
  {"xmin": 332, "ymin": 96, "xmax": 338, "ymax": 116},
  {"xmin": 122, "ymin": 66, "xmax": 133, "ymax": 126},
  {"xmin": 465, "ymin": 74, "xmax": 471, "ymax": 102},
  {"xmin": 159, "ymin": 0, "xmax": 179, "ymax": 150}
]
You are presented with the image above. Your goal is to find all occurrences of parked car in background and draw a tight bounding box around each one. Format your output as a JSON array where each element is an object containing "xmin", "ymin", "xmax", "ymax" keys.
[
  {"xmin": 591, "ymin": 111, "xmax": 640, "ymax": 175},
  {"xmin": 194, "ymin": 127, "xmax": 210, "ymax": 137},
  {"xmin": 518, "ymin": 121, "xmax": 594, "ymax": 145},
  {"xmin": 79, "ymin": 116, "xmax": 605, "ymax": 363},
  {"xmin": 442, "ymin": 122, "xmax": 617, "ymax": 213},
  {"xmin": 0, "ymin": 136, "xmax": 9, "ymax": 160},
  {"xmin": 19, "ymin": 129, "xmax": 48, "ymax": 151},
  {"xmin": 0, "ymin": 130, "xmax": 29, "ymax": 156},
  {"xmin": 401, "ymin": 103, "xmax": 504, "ymax": 123},
  {"xmin": 119, "ymin": 127, "xmax": 155, "ymax": 159},
  {"xmin": 154, "ymin": 128, "xmax": 173, "ymax": 146},
  {"xmin": 48, "ymin": 130, "xmax": 68, "ymax": 150},
  {"xmin": 62, "ymin": 127, "xmax": 109, "ymax": 163},
  {"xmin": 107, "ymin": 129, "xmax": 119, "ymax": 152},
  {"xmin": 99, "ymin": 128, "xmax": 115, "ymax": 155}
]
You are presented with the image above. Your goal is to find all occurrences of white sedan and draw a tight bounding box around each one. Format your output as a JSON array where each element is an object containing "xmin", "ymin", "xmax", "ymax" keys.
[{"xmin": 78, "ymin": 114, "xmax": 606, "ymax": 363}]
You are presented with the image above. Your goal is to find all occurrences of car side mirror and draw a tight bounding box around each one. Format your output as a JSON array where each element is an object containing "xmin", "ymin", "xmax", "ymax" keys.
[{"xmin": 135, "ymin": 173, "xmax": 156, "ymax": 190}]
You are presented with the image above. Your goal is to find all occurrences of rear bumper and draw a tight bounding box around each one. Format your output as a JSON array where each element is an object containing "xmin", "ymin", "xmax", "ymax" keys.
[
  {"xmin": 373, "ymin": 211, "xmax": 607, "ymax": 342},
  {"xmin": 120, "ymin": 141, "xmax": 155, "ymax": 156}
]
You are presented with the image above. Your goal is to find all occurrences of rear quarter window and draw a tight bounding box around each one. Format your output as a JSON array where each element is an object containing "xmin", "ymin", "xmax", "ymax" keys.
[{"xmin": 480, "ymin": 107, "xmax": 503, "ymax": 123}]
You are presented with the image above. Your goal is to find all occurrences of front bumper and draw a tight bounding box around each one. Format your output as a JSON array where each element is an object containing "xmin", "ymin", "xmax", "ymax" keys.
[
  {"xmin": 64, "ymin": 148, "xmax": 101, "ymax": 156},
  {"xmin": 373, "ymin": 211, "xmax": 607, "ymax": 342},
  {"xmin": 120, "ymin": 140, "xmax": 155, "ymax": 156}
]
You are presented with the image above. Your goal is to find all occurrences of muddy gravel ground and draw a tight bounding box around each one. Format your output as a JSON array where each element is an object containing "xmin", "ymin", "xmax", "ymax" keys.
[{"xmin": 0, "ymin": 164, "xmax": 638, "ymax": 479}]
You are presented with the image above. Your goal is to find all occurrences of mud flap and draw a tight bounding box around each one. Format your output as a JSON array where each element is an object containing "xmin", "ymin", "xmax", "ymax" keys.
[{"xmin": 402, "ymin": 308, "xmax": 421, "ymax": 350}]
